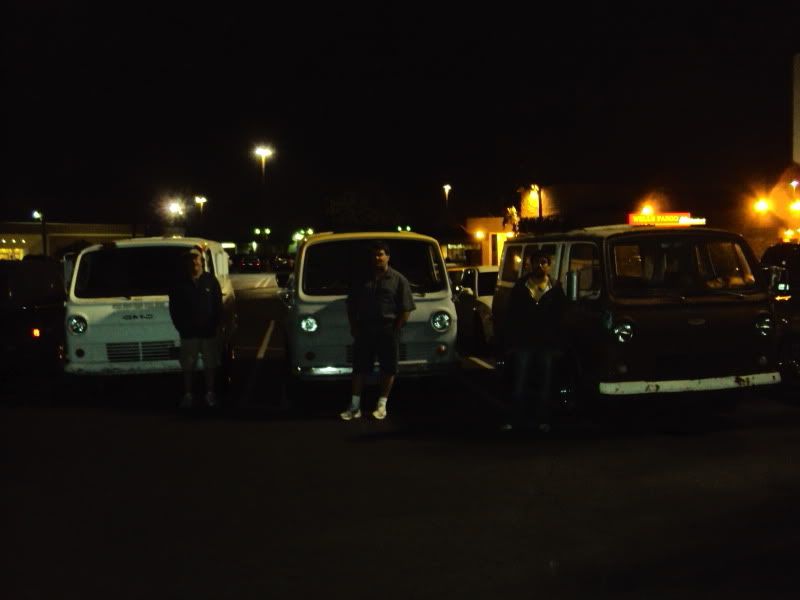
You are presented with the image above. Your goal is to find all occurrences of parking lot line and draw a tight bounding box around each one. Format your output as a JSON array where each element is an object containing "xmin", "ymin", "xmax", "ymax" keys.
[
  {"xmin": 256, "ymin": 320, "xmax": 275, "ymax": 360},
  {"xmin": 467, "ymin": 356, "xmax": 495, "ymax": 370}
]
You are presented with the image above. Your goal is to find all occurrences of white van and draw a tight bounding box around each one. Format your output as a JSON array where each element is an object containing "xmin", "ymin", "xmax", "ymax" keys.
[
  {"xmin": 64, "ymin": 237, "xmax": 236, "ymax": 375},
  {"xmin": 283, "ymin": 231, "xmax": 459, "ymax": 381}
]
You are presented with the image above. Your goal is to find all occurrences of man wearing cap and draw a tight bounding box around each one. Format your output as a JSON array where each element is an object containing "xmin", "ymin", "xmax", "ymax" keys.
[
  {"xmin": 168, "ymin": 246, "xmax": 223, "ymax": 408},
  {"xmin": 502, "ymin": 248, "xmax": 567, "ymax": 432}
]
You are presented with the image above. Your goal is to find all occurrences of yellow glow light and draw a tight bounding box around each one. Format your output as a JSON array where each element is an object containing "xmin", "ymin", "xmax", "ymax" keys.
[
  {"xmin": 790, "ymin": 200, "xmax": 800, "ymax": 213},
  {"xmin": 254, "ymin": 146, "xmax": 274, "ymax": 159},
  {"xmin": 753, "ymin": 199, "xmax": 770, "ymax": 214},
  {"xmin": 474, "ymin": 230, "xmax": 486, "ymax": 240},
  {"xmin": 31, "ymin": 328, "xmax": 41, "ymax": 338},
  {"xmin": 640, "ymin": 204, "xmax": 654, "ymax": 215}
]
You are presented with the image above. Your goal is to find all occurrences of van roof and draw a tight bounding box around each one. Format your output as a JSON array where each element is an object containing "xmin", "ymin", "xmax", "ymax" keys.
[
  {"xmin": 80, "ymin": 236, "xmax": 225, "ymax": 254},
  {"xmin": 303, "ymin": 231, "xmax": 441, "ymax": 245},
  {"xmin": 512, "ymin": 224, "xmax": 737, "ymax": 242}
]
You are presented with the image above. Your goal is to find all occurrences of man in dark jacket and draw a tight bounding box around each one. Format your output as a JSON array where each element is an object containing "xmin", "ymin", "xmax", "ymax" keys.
[
  {"xmin": 169, "ymin": 246, "xmax": 223, "ymax": 408},
  {"xmin": 502, "ymin": 248, "xmax": 567, "ymax": 432}
]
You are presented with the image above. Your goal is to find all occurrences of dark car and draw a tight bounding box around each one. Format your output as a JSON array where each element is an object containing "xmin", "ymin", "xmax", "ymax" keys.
[
  {"xmin": 0, "ymin": 259, "xmax": 66, "ymax": 377},
  {"xmin": 231, "ymin": 254, "xmax": 265, "ymax": 273},
  {"xmin": 761, "ymin": 242, "xmax": 800, "ymax": 385}
]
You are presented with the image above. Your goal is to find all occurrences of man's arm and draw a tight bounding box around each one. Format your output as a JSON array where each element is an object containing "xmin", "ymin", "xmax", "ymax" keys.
[{"xmin": 395, "ymin": 310, "xmax": 411, "ymax": 331}]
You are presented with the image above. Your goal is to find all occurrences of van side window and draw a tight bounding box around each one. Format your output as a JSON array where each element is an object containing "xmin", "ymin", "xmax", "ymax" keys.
[
  {"xmin": 205, "ymin": 250, "xmax": 215, "ymax": 275},
  {"xmin": 500, "ymin": 245, "xmax": 523, "ymax": 282},
  {"xmin": 567, "ymin": 243, "xmax": 601, "ymax": 296}
]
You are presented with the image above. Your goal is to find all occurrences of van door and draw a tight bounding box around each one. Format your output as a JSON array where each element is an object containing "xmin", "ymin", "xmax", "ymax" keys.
[
  {"xmin": 493, "ymin": 243, "xmax": 524, "ymax": 346},
  {"xmin": 561, "ymin": 241, "xmax": 604, "ymax": 379}
]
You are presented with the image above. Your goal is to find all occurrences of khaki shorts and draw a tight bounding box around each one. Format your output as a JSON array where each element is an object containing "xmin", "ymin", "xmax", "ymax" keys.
[{"xmin": 179, "ymin": 337, "xmax": 220, "ymax": 370}]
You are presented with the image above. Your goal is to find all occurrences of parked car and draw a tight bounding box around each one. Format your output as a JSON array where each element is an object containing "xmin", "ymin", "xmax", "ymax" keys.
[
  {"xmin": 63, "ymin": 237, "xmax": 236, "ymax": 377},
  {"xmin": 0, "ymin": 258, "xmax": 65, "ymax": 377},
  {"xmin": 282, "ymin": 231, "xmax": 458, "ymax": 390},
  {"xmin": 449, "ymin": 265, "xmax": 498, "ymax": 350},
  {"xmin": 761, "ymin": 242, "xmax": 800, "ymax": 386},
  {"xmin": 493, "ymin": 224, "xmax": 781, "ymax": 407},
  {"xmin": 231, "ymin": 254, "xmax": 266, "ymax": 273}
]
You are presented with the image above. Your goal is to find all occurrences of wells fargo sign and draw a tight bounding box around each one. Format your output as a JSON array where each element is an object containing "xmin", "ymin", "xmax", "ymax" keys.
[{"xmin": 628, "ymin": 212, "xmax": 707, "ymax": 227}]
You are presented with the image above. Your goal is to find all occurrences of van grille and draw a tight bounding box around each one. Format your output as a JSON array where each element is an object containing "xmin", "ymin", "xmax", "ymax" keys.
[
  {"xmin": 106, "ymin": 341, "xmax": 176, "ymax": 362},
  {"xmin": 345, "ymin": 344, "xmax": 408, "ymax": 364}
]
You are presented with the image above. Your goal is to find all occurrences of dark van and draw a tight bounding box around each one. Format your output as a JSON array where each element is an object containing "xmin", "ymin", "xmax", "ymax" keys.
[
  {"xmin": 760, "ymin": 242, "xmax": 800, "ymax": 385},
  {"xmin": 493, "ymin": 225, "xmax": 781, "ymax": 399},
  {"xmin": 0, "ymin": 259, "xmax": 66, "ymax": 375}
]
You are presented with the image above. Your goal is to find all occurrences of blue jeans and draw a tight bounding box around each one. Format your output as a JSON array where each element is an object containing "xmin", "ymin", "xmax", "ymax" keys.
[{"xmin": 509, "ymin": 348, "xmax": 560, "ymax": 427}]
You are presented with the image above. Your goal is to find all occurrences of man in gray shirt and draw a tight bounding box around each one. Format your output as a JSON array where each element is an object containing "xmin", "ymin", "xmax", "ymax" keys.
[{"xmin": 341, "ymin": 241, "xmax": 416, "ymax": 420}]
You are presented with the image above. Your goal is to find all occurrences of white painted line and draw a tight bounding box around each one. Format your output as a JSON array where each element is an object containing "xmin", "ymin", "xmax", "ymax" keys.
[
  {"xmin": 467, "ymin": 356, "xmax": 495, "ymax": 370},
  {"xmin": 256, "ymin": 320, "xmax": 275, "ymax": 360}
]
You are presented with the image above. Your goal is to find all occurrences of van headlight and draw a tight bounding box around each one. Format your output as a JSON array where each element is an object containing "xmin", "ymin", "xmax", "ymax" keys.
[
  {"xmin": 67, "ymin": 315, "xmax": 88, "ymax": 335},
  {"xmin": 299, "ymin": 316, "xmax": 319, "ymax": 333},
  {"xmin": 430, "ymin": 311, "xmax": 452, "ymax": 333},
  {"xmin": 755, "ymin": 315, "xmax": 774, "ymax": 336},
  {"xmin": 612, "ymin": 322, "xmax": 634, "ymax": 343}
]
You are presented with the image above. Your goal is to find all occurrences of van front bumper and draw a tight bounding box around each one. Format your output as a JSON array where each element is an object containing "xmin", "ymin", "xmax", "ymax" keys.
[
  {"xmin": 293, "ymin": 360, "xmax": 459, "ymax": 381},
  {"xmin": 598, "ymin": 371, "xmax": 782, "ymax": 395}
]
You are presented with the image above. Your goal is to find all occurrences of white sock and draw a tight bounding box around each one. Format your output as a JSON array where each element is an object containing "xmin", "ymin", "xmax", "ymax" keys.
[
  {"xmin": 350, "ymin": 395, "xmax": 361, "ymax": 411},
  {"xmin": 377, "ymin": 396, "xmax": 388, "ymax": 409}
]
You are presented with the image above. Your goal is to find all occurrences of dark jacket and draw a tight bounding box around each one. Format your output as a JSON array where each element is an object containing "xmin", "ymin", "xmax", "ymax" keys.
[
  {"xmin": 168, "ymin": 272, "xmax": 223, "ymax": 339},
  {"xmin": 503, "ymin": 276, "xmax": 567, "ymax": 350},
  {"xmin": 346, "ymin": 266, "xmax": 416, "ymax": 324}
]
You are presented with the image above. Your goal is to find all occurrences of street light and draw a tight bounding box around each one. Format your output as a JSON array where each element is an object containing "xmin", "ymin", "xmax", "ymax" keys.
[
  {"xmin": 32, "ymin": 210, "xmax": 47, "ymax": 255},
  {"xmin": 254, "ymin": 145, "xmax": 275, "ymax": 183},
  {"xmin": 443, "ymin": 184, "xmax": 452, "ymax": 208},
  {"xmin": 194, "ymin": 195, "xmax": 207, "ymax": 214},
  {"xmin": 753, "ymin": 198, "xmax": 770, "ymax": 214}
]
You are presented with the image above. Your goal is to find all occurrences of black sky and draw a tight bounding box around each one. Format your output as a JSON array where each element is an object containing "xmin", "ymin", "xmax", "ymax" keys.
[{"xmin": 3, "ymin": 3, "xmax": 799, "ymax": 236}]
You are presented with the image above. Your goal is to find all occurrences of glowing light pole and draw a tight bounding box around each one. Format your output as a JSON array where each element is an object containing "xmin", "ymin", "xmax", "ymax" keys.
[
  {"xmin": 32, "ymin": 210, "xmax": 47, "ymax": 255},
  {"xmin": 443, "ymin": 184, "xmax": 452, "ymax": 209},
  {"xmin": 194, "ymin": 195, "xmax": 207, "ymax": 214},
  {"xmin": 254, "ymin": 145, "xmax": 275, "ymax": 184}
]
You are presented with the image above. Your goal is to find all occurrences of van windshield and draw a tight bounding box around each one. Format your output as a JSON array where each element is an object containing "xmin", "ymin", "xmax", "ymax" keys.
[
  {"xmin": 610, "ymin": 235, "xmax": 759, "ymax": 297},
  {"xmin": 303, "ymin": 239, "xmax": 447, "ymax": 296},
  {"xmin": 74, "ymin": 246, "xmax": 189, "ymax": 298}
]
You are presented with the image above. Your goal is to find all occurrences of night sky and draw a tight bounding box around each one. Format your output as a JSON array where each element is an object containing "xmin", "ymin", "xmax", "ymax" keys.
[{"xmin": 3, "ymin": 3, "xmax": 799, "ymax": 238}]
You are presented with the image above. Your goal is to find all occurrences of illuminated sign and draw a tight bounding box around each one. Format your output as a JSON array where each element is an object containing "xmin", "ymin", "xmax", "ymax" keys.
[{"xmin": 628, "ymin": 212, "xmax": 707, "ymax": 227}]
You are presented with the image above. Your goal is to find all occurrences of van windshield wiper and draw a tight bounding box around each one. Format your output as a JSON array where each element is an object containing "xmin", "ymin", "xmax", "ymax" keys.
[{"xmin": 410, "ymin": 283, "xmax": 427, "ymax": 297}]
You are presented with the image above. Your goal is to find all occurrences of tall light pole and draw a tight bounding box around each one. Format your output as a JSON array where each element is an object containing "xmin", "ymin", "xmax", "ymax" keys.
[
  {"xmin": 194, "ymin": 195, "xmax": 207, "ymax": 214},
  {"xmin": 254, "ymin": 145, "xmax": 275, "ymax": 184},
  {"xmin": 32, "ymin": 210, "xmax": 47, "ymax": 256},
  {"xmin": 443, "ymin": 184, "xmax": 452, "ymax": 209}
]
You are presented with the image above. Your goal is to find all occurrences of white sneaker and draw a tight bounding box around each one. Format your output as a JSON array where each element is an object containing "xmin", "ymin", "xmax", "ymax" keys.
[
  {"xmin": 340, "ymin": 408, "xmax": 361, "ymax": 421},
  {"xmin": 372, "ymin": 405, "xmax": 387, "ymax": 420},
  {"xmin": 179, "ymin": 393, "xmax": 193, "ymax": 409},
  {"xmin": 205, "ymin": 391, "xmax": 218, "ymax": 407}
]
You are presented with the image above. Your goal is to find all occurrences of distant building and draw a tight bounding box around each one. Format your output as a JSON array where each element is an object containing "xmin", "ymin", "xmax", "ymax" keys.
[{"xmin": 0, "ymin": 222, "xmax": 160, "ymax": 259}]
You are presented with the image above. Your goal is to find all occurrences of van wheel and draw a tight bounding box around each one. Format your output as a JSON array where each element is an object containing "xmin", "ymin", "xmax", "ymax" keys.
[
  {"xmin": 281, "ymin": 377, "xmax": 307, "ymax": 413},
  {"xmin": 553, "ymin": 355, "xmax": 588, "ymax": 420},
  {"xmin": 472, "ymin": 315, "xmax": 488, "ymax": 354},
  {"xmin": 779, "ymin": 336, "xmax": 800, "ymax": 388},
  {"xmin": 218, "ymin": 343, "xmax": 237, "ymax": 405}
]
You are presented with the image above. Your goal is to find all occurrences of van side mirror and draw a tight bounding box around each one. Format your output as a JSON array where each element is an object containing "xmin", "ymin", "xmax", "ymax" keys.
[{"xmin": 566, "ymin": 270, "xmax": 579, "ymax": 301}]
